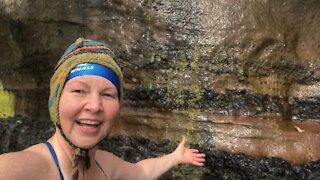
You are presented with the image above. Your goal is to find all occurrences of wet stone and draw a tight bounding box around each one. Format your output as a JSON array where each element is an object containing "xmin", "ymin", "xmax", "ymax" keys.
[{"xmin": 1, "ymin": 116, "xmax": 320, "ymax": 179}]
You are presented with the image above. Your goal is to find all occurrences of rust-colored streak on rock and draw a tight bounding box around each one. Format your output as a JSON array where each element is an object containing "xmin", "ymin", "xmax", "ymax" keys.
[{"xmin": 112, "ymin": 108, "xmax": 320, "ymax": 164}]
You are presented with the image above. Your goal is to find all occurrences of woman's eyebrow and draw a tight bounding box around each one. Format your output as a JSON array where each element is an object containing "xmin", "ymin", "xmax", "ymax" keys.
[
  {"xmin": 65, "ymin": 81, "xmax": 89, "ymax": 89},
  {"xmin": 67, "ymin": 80, "xmax": 88, "ymax": 85},
  {"xmin": 102, "ymin": 87, "xmax": 117, "ymax": 92}
]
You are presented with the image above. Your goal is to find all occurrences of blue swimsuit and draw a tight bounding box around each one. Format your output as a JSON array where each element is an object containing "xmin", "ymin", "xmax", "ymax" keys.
[
  {"xmin": 44, "ymin": 141, "xmax": 65, "ymax": 180},
  {"xmin": 44, "ymin": 141, "xmax": 108, "ymax": 180}
]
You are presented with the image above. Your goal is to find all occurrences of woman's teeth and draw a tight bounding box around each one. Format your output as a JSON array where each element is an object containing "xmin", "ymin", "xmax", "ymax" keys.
[{"xmin": 76, "ymin": 120, "xmax": 101, "ymax": 126}]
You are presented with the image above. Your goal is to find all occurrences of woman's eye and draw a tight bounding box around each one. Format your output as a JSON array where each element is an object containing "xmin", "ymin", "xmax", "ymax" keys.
[
  {"xmin": 102, "ymin": 93, "xmax": 112, "ymax": 97},
  {"xmin": 73, "ymin": 89, "xmax": 83, "ymax": 94},
  {"xmin": 102, "ymin": 93, "xmax": 117, "ymax": 98}
]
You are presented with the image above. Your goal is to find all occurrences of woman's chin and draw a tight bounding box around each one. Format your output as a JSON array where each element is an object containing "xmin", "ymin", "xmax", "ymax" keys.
[{"xmin": 71, "ymin": 137, "xmax": 101, "ymax": 149}]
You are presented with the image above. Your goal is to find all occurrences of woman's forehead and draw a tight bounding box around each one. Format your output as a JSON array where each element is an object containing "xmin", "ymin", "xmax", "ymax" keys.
[{"xmin": 66, "ymin": 75, "xmax": 117, "ymax": 89}]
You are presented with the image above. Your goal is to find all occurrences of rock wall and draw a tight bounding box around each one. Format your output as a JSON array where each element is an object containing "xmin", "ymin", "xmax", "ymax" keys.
[
  {"xmin": 1, "ymin": 117, "xmax": 320, "ymax": 179},
  {"xmin": 0, "ymin": 0, "xmax": 320, "ymax": 165}
]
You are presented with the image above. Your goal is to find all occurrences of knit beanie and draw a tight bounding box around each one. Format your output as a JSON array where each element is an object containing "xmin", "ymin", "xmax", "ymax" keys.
[{"xmin": 49, "ymin": 37, "xmax": 123, "ymax": 126}]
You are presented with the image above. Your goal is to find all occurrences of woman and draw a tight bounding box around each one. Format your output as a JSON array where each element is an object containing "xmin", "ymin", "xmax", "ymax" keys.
[{"xmin": 0, "ymin": 38, "xmax": 205, "ymax": 180}]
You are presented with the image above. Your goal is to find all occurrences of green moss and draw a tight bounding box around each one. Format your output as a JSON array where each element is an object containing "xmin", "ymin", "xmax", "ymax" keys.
[
  {"xmin": 0, "ymin": 81, "xmax": 15, "ymax": 119},
  {"xmin": 164, "ymin": 44, "xmax": 204, "ymax": 143}
]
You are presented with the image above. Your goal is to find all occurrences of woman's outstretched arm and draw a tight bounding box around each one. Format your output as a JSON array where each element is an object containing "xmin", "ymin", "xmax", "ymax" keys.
[
  {"xmin": 107, "ymin": 136, "xmax": 205, "ymax": 180},
  {"xmin": 135, "ymin": 136, "xmax": 205, "ymax": 179}
]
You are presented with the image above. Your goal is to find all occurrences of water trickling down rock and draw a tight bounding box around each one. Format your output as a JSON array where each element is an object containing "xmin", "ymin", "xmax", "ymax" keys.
[{"xmin": 0, "ymin": 0, "xmax": 320, "ymax": 179}]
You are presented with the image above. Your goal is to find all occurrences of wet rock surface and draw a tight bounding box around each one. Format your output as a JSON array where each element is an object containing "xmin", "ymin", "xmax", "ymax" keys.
[
  {"xmin": 103, "ymin": 135, "xmax": 320, "ymax": 180},
  {"xmin": 0, "ymin": 116, "xmax": 54, "ymax": 152},
  {"xmin": 0, "ymin": 0, "xmax": 319, "ymax": 120},
  {"xmin": 112, "ymin": 108, "xmax": 320, "ymax": 164},
  {"xmin": 0, "ymin": 0, "xmax": 320, "ymax": 169},
  {"xmin": 1, "ymin": 116, "xmax": 320, "ymax": 180}
]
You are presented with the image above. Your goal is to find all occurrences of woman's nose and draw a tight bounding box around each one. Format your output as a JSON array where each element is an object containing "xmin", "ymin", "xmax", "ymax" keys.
[{"xmin": 84, "ymin": 94, "xmax": 103, "ymax": 112}]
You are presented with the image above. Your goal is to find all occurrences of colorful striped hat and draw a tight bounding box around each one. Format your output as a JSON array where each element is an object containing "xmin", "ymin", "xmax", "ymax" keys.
[{"xmin": 48, "ymin": 38, "xmax": 123, "ymax": 126}]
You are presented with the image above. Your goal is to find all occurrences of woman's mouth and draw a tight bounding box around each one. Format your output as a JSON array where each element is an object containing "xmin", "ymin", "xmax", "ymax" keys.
[
  {"xmin": 76, "ymin": 120, "xmax": 101, "ymax": 127},
  {"xmin": 75, "ymin": 120, "xmax": 102, "ymax": 134}
]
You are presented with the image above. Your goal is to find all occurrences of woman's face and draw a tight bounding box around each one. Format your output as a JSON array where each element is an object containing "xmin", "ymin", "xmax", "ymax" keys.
[{"xmin": 58, "ymin": 75, "xmax": 120, "ymax": 149}]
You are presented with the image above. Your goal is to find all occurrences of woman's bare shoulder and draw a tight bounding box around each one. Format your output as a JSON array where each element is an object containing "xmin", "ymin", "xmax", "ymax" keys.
[
  {"xmin": 0, "ymin": 143, "xmax": 50, "ymax": 179},
  {"xmin": 96, "ymin": 150, "xmax": 139, "ymax": 180},
  {"xmin": 96, "ymin": 150, "xmax": 129, "ymax": 164},
  {"xmin": 96, "ymin": 150, "xmax": 120, "ymax": 167}
]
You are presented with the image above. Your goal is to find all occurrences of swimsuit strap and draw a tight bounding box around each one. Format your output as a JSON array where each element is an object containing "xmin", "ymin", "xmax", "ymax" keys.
[
  {"xmin": 44, "ymin": 141, "xmax": 107, "ymax": 180},
  {"xmin": 44, "ymin": 141, "xmax": 65, "ymax": 180},
  {"xmin": 95, "ymin": 160, "xmax": 108, "ymax": 180}
]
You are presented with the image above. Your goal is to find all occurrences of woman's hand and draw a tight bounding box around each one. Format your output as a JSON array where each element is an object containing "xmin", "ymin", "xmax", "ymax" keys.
[
  {"xmin": 173, "ymin": 136, "xmax": 206, "ymax": 166},
  {"xmin": 112, "ymin": 136, "xmax": 206, "ymax": 180}
]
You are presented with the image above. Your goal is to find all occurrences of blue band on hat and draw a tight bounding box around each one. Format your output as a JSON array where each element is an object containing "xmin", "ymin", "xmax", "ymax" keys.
[{"xmin": 67, "ymin": 63, "xmax": 120, "ymax": 97}]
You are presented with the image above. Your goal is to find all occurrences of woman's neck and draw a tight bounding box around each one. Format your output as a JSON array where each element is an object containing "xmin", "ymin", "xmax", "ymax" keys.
[{"xmin": 49, "ymin": 127, "xmax": 97, "ymax": 175}]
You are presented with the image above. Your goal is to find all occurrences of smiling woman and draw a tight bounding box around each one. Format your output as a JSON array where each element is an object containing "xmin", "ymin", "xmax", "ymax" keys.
[
  {"xmin": 59, "ymin": 75, "xmax": 120, "ymax": 150},
  {"xmin": 0, "ymin": 38, "xmax": 205, "ymax": 180}
]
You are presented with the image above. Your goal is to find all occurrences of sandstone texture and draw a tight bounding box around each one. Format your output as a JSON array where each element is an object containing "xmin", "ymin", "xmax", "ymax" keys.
[
  {"xmin": 0, "ymin": 0, "xmax": 319, "ymax": 170},
  {"xmin": 1, "ymin": 117, "xmax": 320, "ymax": 179}
]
